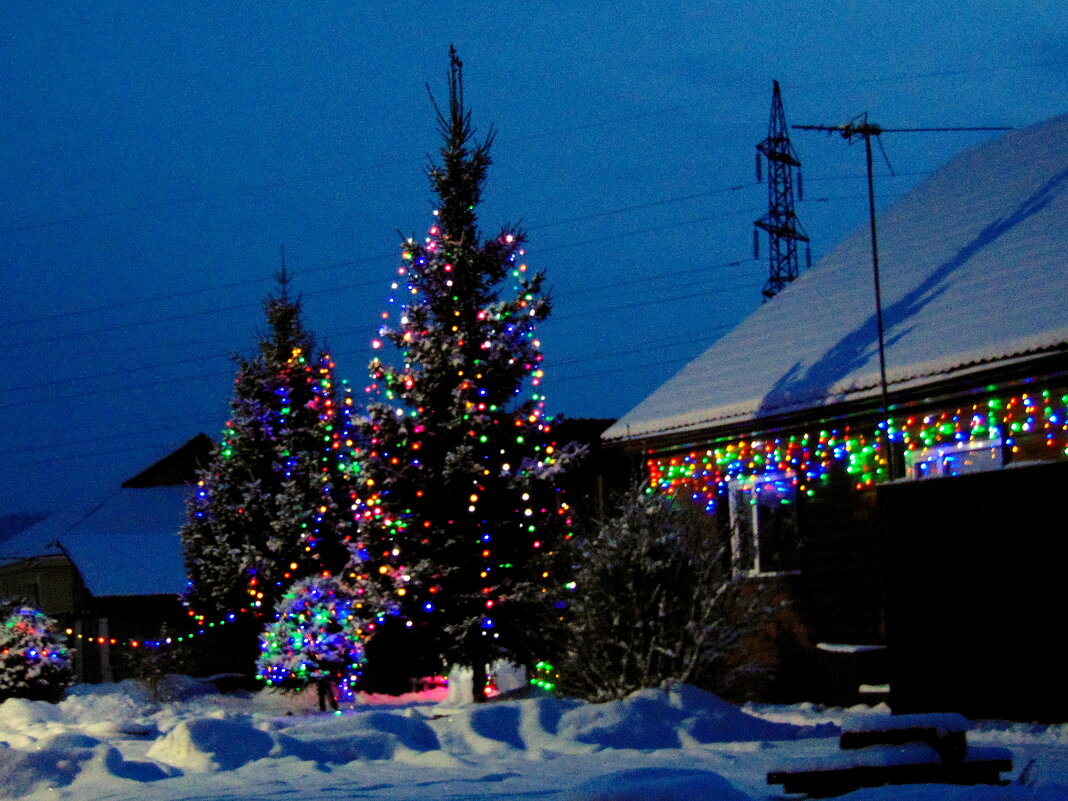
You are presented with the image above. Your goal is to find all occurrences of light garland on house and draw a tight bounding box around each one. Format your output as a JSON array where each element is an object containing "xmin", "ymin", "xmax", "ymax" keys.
[{"xmin": 649, "ymin": 387, "xmax": 1068, "ymax": 510}]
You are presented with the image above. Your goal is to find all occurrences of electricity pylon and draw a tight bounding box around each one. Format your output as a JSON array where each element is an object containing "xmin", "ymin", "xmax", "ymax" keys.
[{"xmin": 755, "ymin": 80, "xmax": 809, "ymax": 301}]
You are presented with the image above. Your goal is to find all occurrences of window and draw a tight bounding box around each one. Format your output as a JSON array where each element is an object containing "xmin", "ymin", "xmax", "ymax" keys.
[
  {"xmin": 905, "ymin": 439, "xmax": 1003, "ymax": 481},
  {"xmin": 729, "ymin": 475, "xmax": 800, "ymax": 576}
]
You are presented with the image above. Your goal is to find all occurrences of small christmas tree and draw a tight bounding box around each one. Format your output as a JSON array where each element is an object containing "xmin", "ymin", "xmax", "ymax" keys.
[
  {"xmin": 256, "ymin": 575, "xmax": 366, "ymax": 700},
  {"xmin": 352, "ymin": 49, "xmax": 576, "ymax": 700},
  {"xmin": 181, "ymin": 270, "xmax": 359, "ymax": 620},
  {"xmin": 0, "ymin": 599, "xmax": 73, "ymax": 703}
]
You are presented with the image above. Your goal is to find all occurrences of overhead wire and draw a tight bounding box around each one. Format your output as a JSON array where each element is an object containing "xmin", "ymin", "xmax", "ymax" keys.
[
  {"xmin": 3, "ymin": 54, "xmax": 1046, "ymax": 248},
  {"xmin": 0, "ymin": 265, "xmax": 762, "ymax": 410},
  {"xmin": 5, "ymin": 57, "xmax": 1052, "ymax": 473},
  {"xmin": 3, "ymin": 55, "xmax": 1053, "ymax": 238}
]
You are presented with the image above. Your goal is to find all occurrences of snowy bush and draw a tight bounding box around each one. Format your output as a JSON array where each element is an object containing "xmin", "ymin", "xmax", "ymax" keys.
[
  {"xmin": 256, "ymin": 575, "xmax": 366, "ymax": 693},
  {"xmin": 112, "ymin": 624, "xmax": 190, "ymax": 701},
  {"xmin": 0, "ymin": 598, "xmax": 73, "ymax": 703},
  {"xmin": 552, "ymin": 484, "xmax": 771, "ymax": 702}
]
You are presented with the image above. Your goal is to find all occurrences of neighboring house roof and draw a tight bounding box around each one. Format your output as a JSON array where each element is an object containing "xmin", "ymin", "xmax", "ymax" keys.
[
  {"xmin": 0, "ymin": 435, "xmax": 211, "ymax": 598},
  {"xmin": 604, "ymin": 113, "xmax": 1068, "ymax": 444},
  {"xmin": 0, "ymin": 513, "xmax": 49, "ymax": 545},
  {"xmin": 122, "ymin": 432, "xmax": 214, "ymax": 488}
]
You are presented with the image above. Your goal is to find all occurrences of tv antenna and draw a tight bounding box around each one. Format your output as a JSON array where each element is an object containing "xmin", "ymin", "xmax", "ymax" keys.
[
  {"xmin": 754, "ymin": 81, "xmax": 809, "ymax": 301},
  {"xmin": 793, "ymin": 115, "xmax": 1013, "ymax": 479}
]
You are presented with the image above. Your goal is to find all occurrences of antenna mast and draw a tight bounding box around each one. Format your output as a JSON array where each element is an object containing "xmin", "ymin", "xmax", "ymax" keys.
[
  {"xmin": 755, "ymin": 80, "xmax": 809, "ymax": 301},
  {"xmin": 793, "ymin": 116, "xmax": 1013, "ymax": 480}
]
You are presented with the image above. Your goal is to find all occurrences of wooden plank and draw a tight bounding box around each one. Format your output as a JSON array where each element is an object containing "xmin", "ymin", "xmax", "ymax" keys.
[{"xmin": 768, "ymin": 758, "xmax": 1012, "ymax": 798}]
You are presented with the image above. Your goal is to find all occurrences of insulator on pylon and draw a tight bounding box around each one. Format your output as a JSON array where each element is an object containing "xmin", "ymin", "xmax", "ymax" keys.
[
  {"xmin": 806, "ymin": 245, "xmax": 812, "ymax": 270},
  {"xmin": 753, "ymin": 229, "xmax": 760, "ymax": 260},
  {"xmin": 798, "ymin": 170, "xmax": 804, "ymax": 201},
  {"xmin": 756, "ymin": 151, "xmax": 763, "ymax": 183}
]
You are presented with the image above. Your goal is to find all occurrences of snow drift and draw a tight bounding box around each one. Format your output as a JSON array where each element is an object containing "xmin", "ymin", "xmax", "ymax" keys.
[{"xmin": 0, "ymin": 679, "xmax": 1064, "ymax": 801}]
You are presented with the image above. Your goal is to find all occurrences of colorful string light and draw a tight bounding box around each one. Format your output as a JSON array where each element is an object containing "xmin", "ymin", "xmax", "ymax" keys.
[{"xmin": 649, "ymin": 387, "xmax": 1068, "ymax": 509}]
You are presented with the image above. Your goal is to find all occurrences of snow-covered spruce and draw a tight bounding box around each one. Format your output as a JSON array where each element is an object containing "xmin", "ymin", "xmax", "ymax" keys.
[
  {"xmin": 351, "ymin": 49, "xmax": 577, "ymax": 698},
  {"xmin": 180, "ymin": 271, "xmax": 359, "ymax": 618},
  {"xmin": 257, "ymin": 576, "xmax": 366, "ymax": 694},
  {"xmin": 0, "ymin": 598, "xmax": 72, "ymax": 703}
]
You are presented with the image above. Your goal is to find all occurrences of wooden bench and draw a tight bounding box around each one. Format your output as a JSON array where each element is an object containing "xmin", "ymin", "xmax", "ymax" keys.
[{"xmin": 767, "ymin": 713, "xmax": 1012, "ymax": 798}]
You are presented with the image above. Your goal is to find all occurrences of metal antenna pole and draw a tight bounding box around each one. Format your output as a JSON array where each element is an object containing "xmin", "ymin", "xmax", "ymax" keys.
[
  {"xmin": 792, "ymin": 118, "xmax": 1011, "ymax": 481},
  {"xmin": 861, "ymin": 125, "xmax": 892, "ymax": 472}
]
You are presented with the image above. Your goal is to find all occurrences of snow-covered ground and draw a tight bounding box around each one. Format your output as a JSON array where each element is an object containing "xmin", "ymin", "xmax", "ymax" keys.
[{"xmin": 2, "ymin": 679, "xmax": 1067, "ymax": 801}]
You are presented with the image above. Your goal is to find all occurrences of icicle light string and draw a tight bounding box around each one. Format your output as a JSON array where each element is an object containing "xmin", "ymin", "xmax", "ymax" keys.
[{"xmin": 650, "ymin": 387, "xmax": 1068, "ymax": 509}]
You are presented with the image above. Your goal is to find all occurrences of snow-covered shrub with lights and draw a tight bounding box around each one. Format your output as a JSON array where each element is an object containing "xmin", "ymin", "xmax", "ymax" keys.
[
  {"xmin": 256, "ymin": 575, "xmax": 367, "ymax": 693},
  {"xmin": 0, "ymin": 599, "xmax": 73, "ymax": 703},
  {"xmin": 180, "ymin": 270, "xmax": 359, "ymax": 619},
  {"xmin": 351, "ymin": 50, "xmax": 577, "ymax": 699},
  {"xmin": 552, "ymin": 484, "xmax": 771, "ymax": 703}
]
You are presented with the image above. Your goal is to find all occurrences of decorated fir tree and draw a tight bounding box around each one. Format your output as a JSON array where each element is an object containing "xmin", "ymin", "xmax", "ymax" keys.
[
  {"xmin": 256, "ymin": 575, "xmax": 366, "ymax": 698},
  {"xmin": 0, "ymin": 599, "xmax": 73, "ymax": 703},
  {"xmin": 352, "ymin": 49, "xmax": 576, "ymax": 699},
  {"xmin": 180, "ymin": 270, "xmax": 359, "ymax": 620}
]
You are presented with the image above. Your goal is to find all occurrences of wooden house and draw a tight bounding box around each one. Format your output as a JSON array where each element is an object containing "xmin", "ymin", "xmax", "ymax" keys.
[
  {"xmin": 0, "ymin": 434, "xmax": 212, "ymax": 682},
  {"xmin": 603, "ymin": 114, "xmax": 1068, "ymax": 720}
]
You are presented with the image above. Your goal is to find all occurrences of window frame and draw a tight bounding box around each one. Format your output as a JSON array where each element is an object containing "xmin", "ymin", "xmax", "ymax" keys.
[
  {"xmin": 904, "ymin": 437, "xmax": 1004, "ymax": 481},
  {"xmin": 728, "ymin": 473, "xmax": 801, "ymax": 578}
]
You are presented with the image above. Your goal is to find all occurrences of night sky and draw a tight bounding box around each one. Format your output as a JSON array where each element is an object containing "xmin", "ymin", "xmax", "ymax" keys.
[{"xmin": 3, "ymin": 2, "xmax": 1065, "ymax": 518}]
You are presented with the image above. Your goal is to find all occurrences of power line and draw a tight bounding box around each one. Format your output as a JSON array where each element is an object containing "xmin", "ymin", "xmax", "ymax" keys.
[
  {"xmin": 527, "ymin": 185, "xmax": 757, "ymax": 232},
  {"xmin": 3, "ymin": 262, "xmax": 738, "ymax": 395},
  {"xmin": 545, "ymin": 326, "xmax": 733, "ymax": 367},
  {"xmin": 7, "ymin": 254, "xmax": 389, "ymax": 328},
  {"xmin": 8, "ymin": 183, "xmax": 760, "ymax": 330},
  {"xmin": 6, "ymin": 175, "xmax": 880, "ymax": 362},
  {"xmin": 0, "ymin": 314, "xmax": 752, "ymax": 467},
  {"xmin": 5, "ymin": 57, "xmax": 1052, "ymax": 237},
  {"xmin": 548, "ymin": 354, "xmax": 701, "ymax": 385},
  {"xmin": 8, "ymin": 195, "xmax": 767, "ymax": 347},
  {"xmin": 793, "ymin": 58, "xmax": 1068, "ymax": 92},
  {"xmin": 0, "ymin": 269, "xmax": 761, "ymax": 410}
]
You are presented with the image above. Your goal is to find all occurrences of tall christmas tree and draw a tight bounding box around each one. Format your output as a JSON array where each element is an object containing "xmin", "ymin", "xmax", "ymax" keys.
[
  {"xmin": 181, "ymin": 270, "xmax": 359, "ymax": 620},
  {"xmin": 352, "ymin": 49, "xmax": 575, "ymax": 700}
]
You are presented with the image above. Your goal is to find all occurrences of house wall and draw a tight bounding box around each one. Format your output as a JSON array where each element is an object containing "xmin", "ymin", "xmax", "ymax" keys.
[
  {"xmin": 0, "ymin": 555, "xmax": 113, "ymax": 682},
  {"xmin": 879, "ymin": 459, "xmax": 1068, "ymax": 722},
  {"xmin": 0, "ymin": 554, "xmax": 89, "ymax": 616},
  {"xmin": 642, "ymin": 381, "xmax": 1068, "ymax": 714},
  {"xmin": 707, "ymin": 484, "xmax": 888, "ymax": 706},
  {"xmin": 797, "ymin": 485, "xmax": 885, "ymax": 644}
]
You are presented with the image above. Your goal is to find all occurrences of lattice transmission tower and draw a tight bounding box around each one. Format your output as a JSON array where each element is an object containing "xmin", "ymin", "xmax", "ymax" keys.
[{"xmin": 754, "ymin": 80, "xmax": 809, "ymax": 301}]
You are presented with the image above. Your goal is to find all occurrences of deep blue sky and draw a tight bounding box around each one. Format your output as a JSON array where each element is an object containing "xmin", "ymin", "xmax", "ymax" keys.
[{"xmin": 2, "ymin": 2, "xmax": 1065, "ymax": 517}]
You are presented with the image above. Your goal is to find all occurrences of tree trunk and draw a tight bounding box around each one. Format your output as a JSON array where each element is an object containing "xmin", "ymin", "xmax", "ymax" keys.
[{"xmin": 471, "ymin": 660, "xmax": 489, "ymax": 703}]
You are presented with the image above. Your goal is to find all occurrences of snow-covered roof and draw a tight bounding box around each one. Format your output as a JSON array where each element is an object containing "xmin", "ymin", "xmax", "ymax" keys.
[
  {"xmin": 0, "ymin": 437, "xmax": 207, "ymax": 598},
  {"xmin": 0, "ymin": 486, "xmax": 190, "ymax": 597},
  {"xmin": 605, "ymin": 113, "xmax": 1068, "ymax": 444}
]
